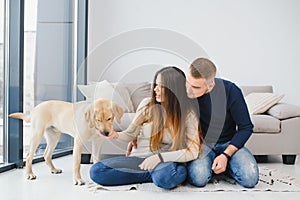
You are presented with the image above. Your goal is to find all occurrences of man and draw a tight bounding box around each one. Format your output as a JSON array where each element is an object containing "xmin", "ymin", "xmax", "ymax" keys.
[{"xmin": 185, "ymin": 57, "xmax": 259, "ymax": 188}]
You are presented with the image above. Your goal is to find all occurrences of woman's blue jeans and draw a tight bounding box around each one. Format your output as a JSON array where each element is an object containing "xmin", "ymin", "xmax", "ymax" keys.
[
  {"xmin": 187, "ymin": 142, "xmax": 259, "ymax": 188},
  {"xmin": 90, "ymin": 156, "xmax": 187, "ymax": 189}
]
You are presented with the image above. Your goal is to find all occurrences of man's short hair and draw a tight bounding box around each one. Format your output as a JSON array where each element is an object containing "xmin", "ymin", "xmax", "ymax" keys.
[{"xmin": 190, "ymin": 58, "xmax": 216, "ymax": 82}]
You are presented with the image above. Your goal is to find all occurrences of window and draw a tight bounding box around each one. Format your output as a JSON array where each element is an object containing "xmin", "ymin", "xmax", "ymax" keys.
[
  {"xmin": 22, "ymin": 0, "xmax": 74, "ymax": 159},
  {"xmin": 23, "ymin": 0, "xmax": 37, "ymax": 158},
  {"xmin": 0, "ymin": 0, "xmax": 88, "ymax": 172},
  {"xmin": 0, "ymin": 0, "xmax": 4, "ymax": 164}
]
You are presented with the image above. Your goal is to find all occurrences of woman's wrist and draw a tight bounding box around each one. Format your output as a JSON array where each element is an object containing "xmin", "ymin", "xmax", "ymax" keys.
[{"xmin": 157, "ymin": 153, "xmax": 164, "ymax": 163}]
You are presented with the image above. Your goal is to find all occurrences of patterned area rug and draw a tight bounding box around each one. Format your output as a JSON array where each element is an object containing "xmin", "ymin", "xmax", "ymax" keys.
[{"xmin": 88, "ymin": 166, "xmax": 300, "ymax": 192}]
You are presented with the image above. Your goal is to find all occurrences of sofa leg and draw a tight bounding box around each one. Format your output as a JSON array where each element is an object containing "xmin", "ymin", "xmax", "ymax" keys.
[
  {"xmin": 282, "ymin": 155, "xmax": 296, "ymax": 165},
  {"xmin": 254, "ymin": 155, "xmax": 268, "ymax": 163},
  {"xmin": 81, "ymin": 153, "xmax": 91, "ymax": 164}
]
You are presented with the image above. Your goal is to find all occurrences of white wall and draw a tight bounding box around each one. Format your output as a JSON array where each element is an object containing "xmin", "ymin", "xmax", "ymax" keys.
[{"xmin": 88, "ymin": 0, "xmax": 300, "ymax": 105}]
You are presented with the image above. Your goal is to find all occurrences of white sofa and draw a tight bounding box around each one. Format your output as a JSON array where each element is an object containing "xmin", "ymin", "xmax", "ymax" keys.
[
  {"xmin": 79, "ymin": 82, "xmax": 300, "ymax": 165},
  {"xmin": 241, "ymin": 86, "xmax": 300, "ymax": 164}
]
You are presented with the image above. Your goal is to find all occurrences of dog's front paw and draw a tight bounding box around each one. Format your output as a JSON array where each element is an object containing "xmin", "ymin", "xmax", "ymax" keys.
[
  {"xmin": 74, "ymin": 178, "xmax": 85, "ymax": 186},
  {"xmin": 26, "ymin": 173, "xmax": 37, "ymax": 180},
  {"xmin": 51, "ymin": 168, "xmax": 62, "ymax": 174}
]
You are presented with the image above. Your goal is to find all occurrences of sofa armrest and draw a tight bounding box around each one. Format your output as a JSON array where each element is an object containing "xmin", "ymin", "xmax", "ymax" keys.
[{"xmin": 267, "ymin": 103, "xmax": 300, "ymax": 120}]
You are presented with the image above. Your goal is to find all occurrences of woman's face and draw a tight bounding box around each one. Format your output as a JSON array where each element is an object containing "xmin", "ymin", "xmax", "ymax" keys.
[{"xmin": 154, "ymin": 74, "xmax": 164, "ymax": 102}]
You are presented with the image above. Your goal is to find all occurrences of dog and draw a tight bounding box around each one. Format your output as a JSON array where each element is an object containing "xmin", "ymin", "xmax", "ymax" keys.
[{"xmin": 9, "ymin": 98, "xmax": 124, "ymax": 185}]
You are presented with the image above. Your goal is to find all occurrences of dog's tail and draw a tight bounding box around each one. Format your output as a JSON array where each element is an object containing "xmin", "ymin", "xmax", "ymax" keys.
[{"xmin": 9, "ymin": 113, "xmax": 31, "ymax": 123}]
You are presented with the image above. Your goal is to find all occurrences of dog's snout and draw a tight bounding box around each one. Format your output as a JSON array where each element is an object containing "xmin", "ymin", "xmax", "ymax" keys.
[{"xmin": 102, "ymin": 131, "xmax": 110, "ymax": 137}]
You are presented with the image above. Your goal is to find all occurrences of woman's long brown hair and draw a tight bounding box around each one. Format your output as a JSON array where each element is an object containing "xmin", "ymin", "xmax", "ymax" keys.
[{"xmin": 148, "ymin": 66, "xmax": 203, "ymax": 153}]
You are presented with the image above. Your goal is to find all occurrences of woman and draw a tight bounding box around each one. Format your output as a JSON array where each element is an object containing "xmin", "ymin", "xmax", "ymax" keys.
[{"xmin": 89, "ymin": 66, "xmax": 203, "ymax": 189}]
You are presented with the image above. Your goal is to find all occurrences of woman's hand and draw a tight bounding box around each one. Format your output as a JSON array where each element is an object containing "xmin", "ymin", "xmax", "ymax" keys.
[
  {"xmin": 125, "ymin": 136, "xmax": 138, "ymax": 156},
  {"xmin": 107, "ymin": 131, "xmax": 119, "ymax": 139},
  {"xmin": 139, "ymin": 155, "xmax": 161, "ymax": 170}
]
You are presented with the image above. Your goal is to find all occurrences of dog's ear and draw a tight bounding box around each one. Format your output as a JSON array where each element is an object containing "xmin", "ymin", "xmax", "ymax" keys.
[
  {"xmin": 112, "ymin": 103, "xmax": 124, "ymax": 124},
  {"xmin": 85, "ymin": 107, "xmax": 95, "ymax": 128}
]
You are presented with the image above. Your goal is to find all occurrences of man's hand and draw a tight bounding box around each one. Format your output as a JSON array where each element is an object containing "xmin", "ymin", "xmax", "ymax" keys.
[
  {"xmin": 211, "ymin": 154, "xmax": 228, "ymax": 174},
  {"xmin": 212, "ymin": 144, "xmax": 237, "ymax": 174},
  {"xmin": 139, "ymin": 155, "xmax": 161, "ymax": 170},
  {"xmin": 126, "ymin": 136, "xmax": 138, "ymax": 156}
]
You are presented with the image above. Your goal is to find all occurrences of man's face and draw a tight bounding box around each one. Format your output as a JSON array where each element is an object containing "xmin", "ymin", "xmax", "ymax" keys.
[{"xmin": 186, "ymin": 71, "xmax": 210, "ymax": 98}]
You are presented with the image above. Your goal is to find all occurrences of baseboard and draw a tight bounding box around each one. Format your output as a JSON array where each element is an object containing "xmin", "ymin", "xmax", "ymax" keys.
[{"xmin": 80, "ymin": 153, "xmax": 125, "ymax": 164}]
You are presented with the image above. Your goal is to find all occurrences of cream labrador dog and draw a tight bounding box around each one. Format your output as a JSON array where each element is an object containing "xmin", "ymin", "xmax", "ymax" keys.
[{"xmin": 9, "ymin": 98, "xmax": 124, "ymax": 185}]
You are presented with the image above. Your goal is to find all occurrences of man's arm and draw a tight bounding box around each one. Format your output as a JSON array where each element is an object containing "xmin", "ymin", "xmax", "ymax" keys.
[
  {"xmin": 229, "ymin": 85, "xmax": 254, "ymax": 149},
  {"xmin": 212, "ymin": 84, "xmax": 253, "ymax": 174}
]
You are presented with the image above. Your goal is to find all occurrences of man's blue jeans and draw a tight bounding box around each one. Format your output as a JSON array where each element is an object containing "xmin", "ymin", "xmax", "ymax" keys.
[
  {"xmin": 90, "ymin": 156, "xmax": 187, "ymax": 189},
  {"xmin": 187, "ymin": 142, "xmax": 259, "ymax": 188}
]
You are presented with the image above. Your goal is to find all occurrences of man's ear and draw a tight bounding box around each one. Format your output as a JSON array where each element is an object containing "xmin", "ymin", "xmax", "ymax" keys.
[
  {"xmin": 208, "ymin": 80, "xmax": 215, "ymax": 92},
  {"xmin": 112, "ymin": 103, "xmax": 124, "ymax": 124},
  {"xmin": 85, "ymin": 107, "xmax": 95, "ymax": 128}
]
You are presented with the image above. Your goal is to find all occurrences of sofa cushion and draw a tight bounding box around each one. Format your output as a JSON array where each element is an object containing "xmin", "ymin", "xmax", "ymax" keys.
[
  {"xmin": 240, "ymin": 85, "xmax": 273, "ymax": 96},
  {"xmin": 122, "ymin": 82, "xmax": 151, "ymax": 111},
  {"xmin": 267, "ymin": 103, "xmax": 300, "ymax": 120},
  {"xmin": 251, "ymin": 114, "xmax": 281, "ymax": 133},
  {"xmin": 77, "ymin": 80, "xmax": 134, "ymax": 112},
  {"xmin": 111, "ymin": 83, "xmax": 136, "ymax": 112},
  {"xmin": 245, "ymin": 92, "xmax": 284, "ymax": 114},
  {"xmin": 113, "ymin": 113, "xmax": 136, "ymax": 131}
]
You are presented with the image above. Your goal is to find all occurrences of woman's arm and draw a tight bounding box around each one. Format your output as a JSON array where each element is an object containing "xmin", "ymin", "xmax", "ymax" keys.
[{"xmin": 117, "ymin": 98, "xmax": 150, "ymax": 142}]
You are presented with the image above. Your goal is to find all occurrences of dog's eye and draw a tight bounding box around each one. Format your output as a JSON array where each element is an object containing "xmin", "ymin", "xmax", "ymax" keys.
[{"xmin": 107, "ymin": 117, "xmax": 112, "ymax": 121}]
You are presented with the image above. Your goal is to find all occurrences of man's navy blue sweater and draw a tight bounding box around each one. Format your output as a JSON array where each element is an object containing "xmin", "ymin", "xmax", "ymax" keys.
[{"xmin": 197, "ymin": 78, "xmax": 253, "ymax": 148}]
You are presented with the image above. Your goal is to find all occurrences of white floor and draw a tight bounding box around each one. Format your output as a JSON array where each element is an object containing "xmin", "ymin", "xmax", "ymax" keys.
[{"xmin": 1, "ymin": 155, "xmax": 300, "ymax": 200}]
